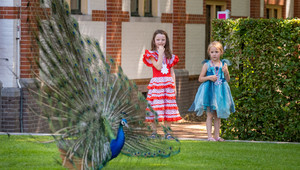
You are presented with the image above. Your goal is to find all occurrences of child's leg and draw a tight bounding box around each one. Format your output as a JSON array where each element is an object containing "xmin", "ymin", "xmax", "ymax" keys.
[
  {"xmin": 206, "ymin": 111, "xmax": 214, "ymax": 139},
  {"xmin": 213, "ymin": 114, "xmax": 221, "ymax": 139},
  {"xmin": 151, "ymin": 122, "xmax": 157, "ymax": 133},
  {"xmin": 164, "ymin": 121, "xmax": 171, "ymax": 129},
  {"xmin": 164, "ymin": 121, "xmax": 175, "ymax": 139}
]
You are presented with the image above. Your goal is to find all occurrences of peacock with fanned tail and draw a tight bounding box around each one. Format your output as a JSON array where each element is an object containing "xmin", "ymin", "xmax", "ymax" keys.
[{"xmin": 27, "ymin": 0, "xmax": 180, "ymax": 169}]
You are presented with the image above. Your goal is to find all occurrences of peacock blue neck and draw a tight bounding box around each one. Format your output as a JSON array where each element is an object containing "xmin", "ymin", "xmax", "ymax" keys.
[{"xmin": 110, "ymin": 124, "xmax": 125, "ymax": 159}]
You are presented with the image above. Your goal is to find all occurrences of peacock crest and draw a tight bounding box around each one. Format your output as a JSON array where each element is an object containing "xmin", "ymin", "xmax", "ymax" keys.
[{"xmin": 26, "ymin": 0, "xmax": 180, "ymax": 169}]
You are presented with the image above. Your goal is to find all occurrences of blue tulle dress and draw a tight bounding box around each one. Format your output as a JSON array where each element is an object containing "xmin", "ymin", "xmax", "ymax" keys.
[{"xmin": 189, "ymin": 59, "xmax": 235, "ymax": 119}]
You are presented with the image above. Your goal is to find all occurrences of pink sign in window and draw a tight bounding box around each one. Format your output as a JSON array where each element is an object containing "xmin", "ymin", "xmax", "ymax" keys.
[{"xmin": 218, "ymin": 13, "xmax": 226, "ymax": 20}]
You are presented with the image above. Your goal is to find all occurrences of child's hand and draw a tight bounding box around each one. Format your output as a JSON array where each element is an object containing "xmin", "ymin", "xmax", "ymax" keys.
[
  {"xmin": 210, "ymin": 75, "xmax": 218, "ymax": 82},
  {"xmin": 158, "ymin": 46, "xmax": 165, "ymax": 55},
  {"xmin": 222, "ymin": 63, "xmax": 229, "ymax": 75}
]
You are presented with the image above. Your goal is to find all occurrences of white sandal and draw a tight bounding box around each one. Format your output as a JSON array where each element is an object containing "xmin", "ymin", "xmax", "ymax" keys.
[
  {"xmin": 216, "ymin": 137, "xmax": 225, "ymax": 142},
  {"xmin": 208, "ymin": 137, "xmax": 216, "ymax": 141}
]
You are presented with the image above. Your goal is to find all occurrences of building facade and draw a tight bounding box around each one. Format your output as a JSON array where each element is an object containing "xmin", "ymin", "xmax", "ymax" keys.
[{"xmin": 0, "ymin": 0, "xmax": 299, "ymax": 132}]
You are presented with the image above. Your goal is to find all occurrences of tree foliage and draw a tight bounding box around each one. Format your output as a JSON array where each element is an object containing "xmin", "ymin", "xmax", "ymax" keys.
[{"xmin": 212, "ymin": 18, "xmax": 300, "ymax": 142}]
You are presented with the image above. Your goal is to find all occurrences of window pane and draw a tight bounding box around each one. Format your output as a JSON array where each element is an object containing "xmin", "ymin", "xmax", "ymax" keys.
[
  {"xmin": 144, "ymin": 0, "xmax": 152, "ymax": 17},
  {"xmin": 71, "ymin": 0, "xmax": 81, "ymax": 14},
  {"xmin": 216, "ymin": 5, "xmax": 222, "ymax": 17},
  {"xmin": 274, "ymin": 9, "xmax": 278, "ymax": 18},
  {"xmin": 71, "ymin": 0, "xmax": 80, "ymax": 10},
  {"xmin": 266, "ymin": 8, "xmax": 270, "ymax": 18},
  {"xmin": 131, "ymin": 0, "xmax": 139, "ymax": 16}
]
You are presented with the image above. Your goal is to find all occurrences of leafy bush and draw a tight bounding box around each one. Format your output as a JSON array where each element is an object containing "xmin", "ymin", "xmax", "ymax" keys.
[{"xmin": 212, "ymin": 18, "xmax": 300, "ymax": 142}]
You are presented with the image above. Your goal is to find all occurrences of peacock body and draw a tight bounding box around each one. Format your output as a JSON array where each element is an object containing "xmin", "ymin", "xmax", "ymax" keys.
[{"xmin": 27, "ymin": 0, "xmax": 180, "ymax": 169}]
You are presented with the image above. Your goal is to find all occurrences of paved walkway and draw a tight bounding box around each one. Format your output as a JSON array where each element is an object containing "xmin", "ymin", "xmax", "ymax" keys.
[{"xmin": 155, "ymin": 121, "xmax": 209, "ymax": 140}]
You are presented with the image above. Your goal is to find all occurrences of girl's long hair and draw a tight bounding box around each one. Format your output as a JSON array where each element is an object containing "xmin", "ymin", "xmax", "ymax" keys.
[{"xmin": 151, "ymin": 29, "xmax": 172, "ymax": 59}]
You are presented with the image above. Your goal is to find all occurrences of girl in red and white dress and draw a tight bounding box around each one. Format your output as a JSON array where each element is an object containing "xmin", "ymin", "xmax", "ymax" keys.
[{"xmin": 143, "ymin": 29, "xmax": 182, "ymax": 139}]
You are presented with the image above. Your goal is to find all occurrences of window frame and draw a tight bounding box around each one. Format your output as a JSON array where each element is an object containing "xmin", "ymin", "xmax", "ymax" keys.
[
  {"xmin": 70, "ymin": 0, "xmax": 82, "ymax": 15},
  {"xmin": 144, "ymin": 0, "xmax": 153, "ymax": 17},
  {"xmin": 266, "ymin": 5, "xmax": 282, "ymax": 19},
  {"xmin": 130, "ymin": 0, "xmax": 155, "ymax": 17},
  {"xmin": 205, "ymin": 1, "xmax": 227, "ymax": 59},
  {"xmin": 131, "ymin": 0, "xmax": 140, "ymax": 17}
]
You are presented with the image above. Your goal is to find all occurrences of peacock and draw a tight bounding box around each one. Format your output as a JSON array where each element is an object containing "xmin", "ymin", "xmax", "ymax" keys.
[{"xmin": 26, "ymin": 0, "xmax": 180, "ymax": 169}]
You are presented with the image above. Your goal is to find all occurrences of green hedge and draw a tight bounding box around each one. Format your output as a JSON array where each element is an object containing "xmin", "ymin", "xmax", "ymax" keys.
[{"xmin": 211, "ymin": 18, "xmax": 300, "ymax": 142}]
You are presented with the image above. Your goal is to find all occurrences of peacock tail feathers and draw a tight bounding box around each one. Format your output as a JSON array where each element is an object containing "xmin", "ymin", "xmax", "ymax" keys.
[{"xmin": 27, "ymin": 0, "xmax": 180, "ymax": 169}]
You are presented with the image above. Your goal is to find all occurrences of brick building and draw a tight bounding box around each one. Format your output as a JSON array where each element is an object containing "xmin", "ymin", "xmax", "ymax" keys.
[{"xmin": 0, "ymin": 0, "xmax": 299, "ymax": 133}]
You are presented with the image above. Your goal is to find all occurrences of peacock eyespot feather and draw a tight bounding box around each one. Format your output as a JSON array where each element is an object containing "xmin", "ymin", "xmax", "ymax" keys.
[
  {"xmin": 93, "ymin": 54, "xmax": 96, "ymax": 58},
  {"xmin": 77, "ymin": 49, "xmax": 80, "ymax": 53},
  {"xmin": 80, "ymin": 40, "xmax": 84, "ymax": 45},
  {"xmin": 88, "ymin": 58, "xmax": 91, "ymax": 62},
  {"xmin": 73, "ymin": 23, "xmax": 77, "ymax": 27},
  {"xmin": 95, "ymin": 42, "xmax": 99, "ymax": 46},
  {"xmin": 87, "ymin": 39, "xmax": 91, "ymax": 44},
  {"xmin": 66, "ymin": 10, "xmax": 69, "ymax": 15},
  {"xmin": 94, "ymin": 78, "xmax": 97, "ymax": 82},
  {"xmin": 85, "ymin": 68, "xmax": 88, "ymax": 71}
]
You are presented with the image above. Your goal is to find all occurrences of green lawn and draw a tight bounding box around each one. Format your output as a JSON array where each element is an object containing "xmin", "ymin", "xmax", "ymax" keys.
[{"xmin": 0, "ymin": 135, "xmax": 299, "ymax": 170}]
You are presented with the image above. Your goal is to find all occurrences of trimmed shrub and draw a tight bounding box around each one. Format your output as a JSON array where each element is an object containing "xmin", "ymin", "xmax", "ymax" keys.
[{"xmin": 212, "ymin": 18, "xmax": 300, "ymax": 142}]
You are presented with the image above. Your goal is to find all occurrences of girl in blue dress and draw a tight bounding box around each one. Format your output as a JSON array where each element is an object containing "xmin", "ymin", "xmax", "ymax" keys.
[{"xmin": 189, "ymin": 41, "xmax": 235, "ymax": 141}]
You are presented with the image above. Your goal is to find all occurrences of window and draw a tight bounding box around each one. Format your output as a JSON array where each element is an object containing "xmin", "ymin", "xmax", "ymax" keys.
[
  {"xmin": 131, "ymin": 0, "xmax": 139, "ymax": 16},
  {"xmin": 144, "ymin": 0, "xmax": 152, "ymax": 17},
  {"xmin": 266, "ymin": 5, "xmax": 282, "ymax": 19},
  {"xmin": 71, "ymin": 0, "xmax": 82, "ymax": 14},
  {"xmin": 205, "ymin": 1, "xmax": 226, "ymax": 59},
  {"xmin": 130, "ymin": 0, "xmax": 153, "ymax": 17}
]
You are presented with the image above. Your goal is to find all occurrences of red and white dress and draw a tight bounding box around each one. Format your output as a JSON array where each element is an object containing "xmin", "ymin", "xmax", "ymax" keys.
[{"xmin": 143, "ymin": 50, "xmax": 182, "ymax": 122}]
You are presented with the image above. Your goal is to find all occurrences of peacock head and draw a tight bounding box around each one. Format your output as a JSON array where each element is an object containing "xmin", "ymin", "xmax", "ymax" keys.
[{"xmin": 120, "ymin": 119, "xmax": 129, "ymax": 128}]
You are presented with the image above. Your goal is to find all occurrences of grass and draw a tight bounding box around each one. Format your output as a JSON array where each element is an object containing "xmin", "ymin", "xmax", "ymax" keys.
[{"xmin": 0, "ymin": 135, "xmax": 299, "ymax": 170}]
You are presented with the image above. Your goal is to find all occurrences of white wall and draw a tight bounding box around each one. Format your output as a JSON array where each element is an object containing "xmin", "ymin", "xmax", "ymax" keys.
[
  {"xmin": 122, "ymin": 22, "xmax": 172, "ymax": 79},
  {"xmin": 0, "ymin": 0, "xmax": 18, "ymax": 6},
  {"xmin": 185, "ymin": 24, "xmax": 206, "ymax": 76},
  {"xmin": 122, "ymin": 0, "xmax": 130, "ymax": 12},
  {"xmin": 186, "ymin": 0, "xmax": 203, "ymax": 15},
  {"xmin": 231, "ymin": 0, "xmax": 250, "ymax": 17},
  {"xmin": 160, "ymin": 0, "xmax": 173, "ymax": 14},
  {"xmin": 0, "ymin": 20, "xmax": 17, "ymax": 88},
  {"xmin": 89, "ymin": 0, "xmax": 106, "ymax": 14},
  {"xmin": 78, "ymin": 21, "xmax": 106, "ymax": 55}
]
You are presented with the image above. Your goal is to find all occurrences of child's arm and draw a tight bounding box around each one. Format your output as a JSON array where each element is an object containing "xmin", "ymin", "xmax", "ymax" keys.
[
  {"xmin": 198, "ymin": 63, "xmax": 217, "ymax": 82},
  {"xmin": 222, "ymin": 63, "xmax": 230, "ymax": 82},
  {"xmin": 171, "ymin": 68, "xmax": 176, "ymax": 95},
  {"xmin": 150, "ymin": 46, "xmax": 164, "ymax": 70}
]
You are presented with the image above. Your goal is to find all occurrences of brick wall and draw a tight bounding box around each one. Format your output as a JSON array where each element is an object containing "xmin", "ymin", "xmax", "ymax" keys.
[
  {"xmin": 251, "ymin": 0, "xmax": 261, "ymax": 18},
  {"xmin": 105, "ymin": 0, "xmax": 129, "ymax": 73},
  {"xmin": 1, "ymin": 89, "xmax": 20, "ymax": 132},
  {"xmin": 0, "ymin": 0, "xmax": 49, "ymax": 133},
  {"xmin": 295, "ymin": 0, "xmax": 300, "ymax": 17},
  {"xmin": 0, "ymin": 85, "xmax": 49, "ymax": 133}
]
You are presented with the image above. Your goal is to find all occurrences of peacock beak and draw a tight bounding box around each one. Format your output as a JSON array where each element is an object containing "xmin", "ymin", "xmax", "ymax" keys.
[{"xmin": 124, "ymin": 123, "xmax": 129, "ymax": 128}]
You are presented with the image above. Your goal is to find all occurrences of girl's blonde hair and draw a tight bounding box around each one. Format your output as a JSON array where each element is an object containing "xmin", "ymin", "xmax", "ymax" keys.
[{"xmin": 207, "ymin": 41, "xmax": 224, "ymax": 55}]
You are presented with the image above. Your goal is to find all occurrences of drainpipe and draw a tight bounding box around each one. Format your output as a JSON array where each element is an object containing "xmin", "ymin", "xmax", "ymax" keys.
[{"xmin": 16, "ymin": 0, "xmax": 23, "ymax": 133}]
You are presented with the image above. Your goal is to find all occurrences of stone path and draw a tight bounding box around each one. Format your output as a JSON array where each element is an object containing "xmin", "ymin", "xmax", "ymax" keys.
[{"xmin": 155, "ymin": 122, "xmax": 209, "ymax": 140}]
